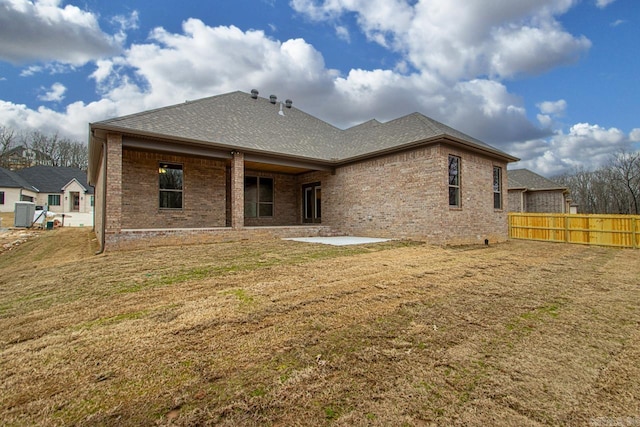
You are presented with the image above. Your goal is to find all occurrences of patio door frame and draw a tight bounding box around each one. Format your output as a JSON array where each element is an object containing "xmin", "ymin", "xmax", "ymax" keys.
[{"xmin": 302, "ymin": 182, "xmax": 321, "ymax": 224}]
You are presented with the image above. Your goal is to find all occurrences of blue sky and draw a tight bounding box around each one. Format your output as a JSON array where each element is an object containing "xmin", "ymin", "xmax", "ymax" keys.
[{"xmin": 0, "ymin": 0, "xmax": 638, "ymax": 175}]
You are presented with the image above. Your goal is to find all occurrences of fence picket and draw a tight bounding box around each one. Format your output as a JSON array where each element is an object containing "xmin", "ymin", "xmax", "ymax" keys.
[{"xmin": 508, "ymin": 213, "xmax": 640, "ymax": 249}]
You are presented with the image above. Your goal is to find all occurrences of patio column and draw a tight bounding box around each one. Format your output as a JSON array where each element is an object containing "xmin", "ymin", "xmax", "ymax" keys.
[{"xmin": 231, "ymin": 151, "xmax": 244, "ymax": 230}]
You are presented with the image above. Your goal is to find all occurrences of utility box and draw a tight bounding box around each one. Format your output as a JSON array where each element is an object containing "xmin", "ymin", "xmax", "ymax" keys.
[{"xmin": 14, "ymin": 202, "xmax": 36, "ymax": 228}]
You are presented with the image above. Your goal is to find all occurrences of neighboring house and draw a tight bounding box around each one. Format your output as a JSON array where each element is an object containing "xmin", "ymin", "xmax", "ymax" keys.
[
  {"xmin": 508, "ymin": 168, "xmax": 571, "ymax": 213},
  {"xmin": 0, "ymin": 146, "xmax": 53, "ymax": 170},
  {"xmin": 15, "ymin": 165, "xmax": 94, "ymax": 214},
  {"xmin": 0, "ymin": 167, "xmax": 39, "ymax": 213},
  {"xmin": 88, "ymin": 90, "xmax": 519, "ymax": 251}
]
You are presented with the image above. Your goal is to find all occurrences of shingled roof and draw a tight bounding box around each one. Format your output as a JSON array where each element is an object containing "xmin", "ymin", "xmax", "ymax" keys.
[
  {"xmin": 508, "ymin": 168, "xmax": 567, "ymax": 191},
  {"xmin": 15, "ymin": 166, "xmax": 93, "ymax": 194},
  {"xmin": 91, "ymin": 90, "xmax": 518, "ymax": 165},
  {"xmin": 0, "ymin": 167, "xmax": 38, "ymax": 191}
]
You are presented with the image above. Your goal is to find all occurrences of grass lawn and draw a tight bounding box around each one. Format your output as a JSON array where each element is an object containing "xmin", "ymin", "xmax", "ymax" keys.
[{"xmin": 0, "ymin": 229, "xmax": 639, "ymax": 426}]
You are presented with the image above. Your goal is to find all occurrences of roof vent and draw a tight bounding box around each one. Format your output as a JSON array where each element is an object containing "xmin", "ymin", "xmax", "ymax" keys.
[
  {"xmin": 250, "ymin": 89, "xmax": 259, "ymax": 99},
  {"xmin": 285, "ymin": 99, "xmax": 293, "ymax": 108},
  {"xmin": 269, "ymin": 94, "xmax": 277, "ymax": 104}
]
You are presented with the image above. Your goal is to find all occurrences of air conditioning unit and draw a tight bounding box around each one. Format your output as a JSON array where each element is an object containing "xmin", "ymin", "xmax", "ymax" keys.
[{"xmin": 14, "ymin": 202, "xmax": 36, "ymax": 228}]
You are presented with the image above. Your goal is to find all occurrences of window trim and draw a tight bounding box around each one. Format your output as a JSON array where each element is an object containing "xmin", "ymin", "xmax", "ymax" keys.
[
  {"xmin": 159, "ymin": 162, "xmax": 183, "ymax": 210},
  {"xmin": 244, "ymin": 176, "xmax": 274, "ymax": 218},
  {"xmin": 448, "ymin": 155, "xmax": 461, "ymax": 208},
  {"xmin": 493, "ymin": 166, "xmax": 502, "ymax": 210}
]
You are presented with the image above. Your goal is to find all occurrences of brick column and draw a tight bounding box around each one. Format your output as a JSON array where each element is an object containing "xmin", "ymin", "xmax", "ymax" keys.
[
  {"xmin": 105, "ymin": 133, "xmax": 123, "ymax": 235},
  {"xmin": 231, "ymin": 151, "xmax": 244, "ymax": 230}
]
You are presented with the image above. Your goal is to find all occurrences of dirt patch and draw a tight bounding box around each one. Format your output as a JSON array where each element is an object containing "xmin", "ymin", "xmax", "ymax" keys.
[{"xmin": 0, "ymin": 232, "xmax": 638, "ymax": 426}]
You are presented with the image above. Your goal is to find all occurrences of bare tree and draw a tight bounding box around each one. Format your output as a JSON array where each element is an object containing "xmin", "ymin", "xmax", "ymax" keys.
[
  {"xmin": 0, "ymin": 125, "xmax": 89, "ymax": 170},
  {"xmin": 609, "ymin": 150, "xmax": 640, "ymax": 214},
  {"xmin": 0, "ymin": 126, "xmax": 17, "ymax": 166},
  {"xmin": 555, "ymin": 150, "xmax": 640, "ymax": 214}
]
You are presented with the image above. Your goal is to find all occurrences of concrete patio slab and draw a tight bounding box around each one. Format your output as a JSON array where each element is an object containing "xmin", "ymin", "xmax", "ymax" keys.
[{"xmin": 283, "ymin": 236, "xmax": 391, "ymax": 246}]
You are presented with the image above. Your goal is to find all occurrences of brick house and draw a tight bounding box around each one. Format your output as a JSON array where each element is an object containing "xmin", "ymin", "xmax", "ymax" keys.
[
  {"xmin": 507, "ymin": 168, "xmax": 571, "ymax": 213},
  {"xmin": 88, "ymin": 90, "xmax": 518, "ymax": 251}
]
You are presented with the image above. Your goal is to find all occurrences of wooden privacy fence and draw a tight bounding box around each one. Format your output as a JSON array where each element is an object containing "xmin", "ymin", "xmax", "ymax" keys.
[{"xmin": 508, "ymin": 213, "xmax": 640, "ymax": 249}]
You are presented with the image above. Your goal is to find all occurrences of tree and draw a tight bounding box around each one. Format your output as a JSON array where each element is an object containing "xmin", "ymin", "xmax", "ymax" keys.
[
  {"xmin": 0, "ymin": 125, "xmax": 89, "ymax": 170},
  {"xmin": 0, "ymin": 126, "xmax": 17, "ymax": 165},
  {"xmin": 609, "ymin": 150, "xmax": 640, "ymax": 214},
  {"xmin": 554, "ymin": 149, "xmax": 640, "ymax": 214}
]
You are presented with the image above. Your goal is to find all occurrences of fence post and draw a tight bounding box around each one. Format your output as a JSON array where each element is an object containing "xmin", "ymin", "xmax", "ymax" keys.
[
  {"xmin": 633, "ymin": 217, "xmax": 638, "ymax": 249},
  {"xmin": 564, "ymin": 214, "xmax": 569, "ymax": 243}
]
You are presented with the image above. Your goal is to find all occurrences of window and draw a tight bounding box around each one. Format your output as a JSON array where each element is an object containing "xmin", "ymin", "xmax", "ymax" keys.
[
  {"xmin": 448, "ymin": 155, "xmax": 461, "ymax": 207},
  {"xmin": 0, "ymin": 191, "xmax": 4, "ymax": 205},
  {"xmin": 493, "ymin": 166, "xmax": 502, "ymax": 209},
  {"xmin": 90, "ymin": 195, "xmax": 94, "ymax": 207},
  {"xmin": 48, "ymin": 194, "xmax": 61, "ymax": 206},
  {"xmin": 245, "ymin": 176, "xmax": 273, "ymax": 217},
  {"xmin": 159, "ymin": 163, "xmax": 183, "ymax": 209}
]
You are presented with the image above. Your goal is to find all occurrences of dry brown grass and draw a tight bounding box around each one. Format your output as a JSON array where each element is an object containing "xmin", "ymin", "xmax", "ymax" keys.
[
  {"xmin": 0, "ymin": 229, "xmax": 639, "ymax": 426},
  {"xmin": 1, "ymin": 211, "xmax": 14, "ymax": 228}
]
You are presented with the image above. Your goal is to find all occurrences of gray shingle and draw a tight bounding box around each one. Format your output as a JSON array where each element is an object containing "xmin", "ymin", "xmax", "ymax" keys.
[
  {"xmin": 0, "ymin": 167, "xmax": 38, "ymax": 191},
  {"xmin": 508, "ymin": 169, "xmax": 566, "ymax": 190},
  {"xmin": 15, "ymin": 166, "xmax": 93, "ymax": 194},
  {"xmin": 94, "ymin": 91, "xmax": 516, "ymax": 162}
]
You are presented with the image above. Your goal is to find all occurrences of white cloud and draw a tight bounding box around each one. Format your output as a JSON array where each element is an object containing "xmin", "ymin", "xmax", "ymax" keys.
[
  {"xmin": 596, "ymin": 0, "xmax": 616, "ymax": 9},
  {"xmin": 335, "ymin": 25, "xmax": 350, "ymax": 43},
  {"xmin": 0, "ymin": 97, "xmax": 120, "ymax": 141},
  {"xmin": 512, "ymin": 123, "xmax": 635, "ymax": 175},
  {"xmin": 537, "ymin": 99, "xmax": 567, "ymax": 115},
  {"xmin": 0, "ymin": 0, "xmax": 121, "ymax": 65},
  {"xmin": 291, "ymin": 0, "xmax": 590, "ymax": 80},
  {"xmin": 38, "ymin": 82, "xmax": 67, "ymax": 102},
  {"xmin": 0, "ymin": 9, "xmax": 635, "ymax": 177}
]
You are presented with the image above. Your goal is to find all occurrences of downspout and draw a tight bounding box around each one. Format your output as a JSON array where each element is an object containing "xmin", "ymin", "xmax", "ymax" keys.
[{"xmin": 95, "ymin": 139, "xmax": 107, "ymax": 255}]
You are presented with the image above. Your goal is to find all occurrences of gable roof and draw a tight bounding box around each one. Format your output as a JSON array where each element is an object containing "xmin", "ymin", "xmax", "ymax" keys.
[
  {"xmin": 62, "ymin": 177, "xmax": 88, "ymax": 192},
  {"xmin": 15, "ymin": 166, "xmax": 94, "ymax": 194},
  {"xmin": 508, "ymin": 168, "xmax": 567, "ymax": 191},
  {"xmin": 0, "ymin": 167, "xmax": 38, "ymax": 191},
  {"xmin": 90, "ymin": 91, "xmax": 518, "ymax": 171}
]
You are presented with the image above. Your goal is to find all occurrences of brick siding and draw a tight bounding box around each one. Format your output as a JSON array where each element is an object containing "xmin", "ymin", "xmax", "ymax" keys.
[
  {"xmin": 121, "ymin": 148, "xmax": 227, "ymax": 229},
  {"xmin": 308, "ymin": 144, "xmax": 509, "ymax": 244},
  {"xmin": 524, "ymin": 190, "xmax": 566, "ymax": 213},
  {"xmin": 101, "ymin": 138, "xmax": 510, "ymax": 249}
]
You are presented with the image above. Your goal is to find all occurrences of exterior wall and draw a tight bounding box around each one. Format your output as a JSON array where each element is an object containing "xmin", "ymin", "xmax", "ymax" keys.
[
  {"xmin": 319, "ymin": 144, "xmax": 509, "ymax": 244},
  {"xmin": 508, "ymin": 189, "xmax": 525, "ymax": 213},
  {"xmin": 439, "ymin": 146, "xmax": 509, "ymax": 244},
  {"xmin": 62, "ymin": 181, "xmax": 94, "ymax": 213},
  {"xmin": 36, "ymin": 185, "xmax": 95, "ymax": 214},
  {"xmin": 244, "ymin": 170, "xmax": 298, "ymax": 227},
  {"xmin": 0, "ymin": 188, "xmax": 37, "ymax": 212},
  {"xmin": 121, "ymin": 148, "xmax": 227, "ymax": 229},
  {"xmin": 99, "ymin": 139, "xmax": 511, "ymax": 249},
  {"xmin": 524, "ymin": 190, "xmax": 566, "ymax": 213}
]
